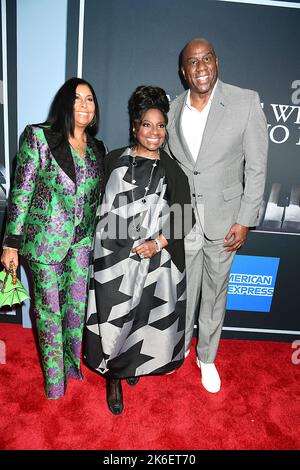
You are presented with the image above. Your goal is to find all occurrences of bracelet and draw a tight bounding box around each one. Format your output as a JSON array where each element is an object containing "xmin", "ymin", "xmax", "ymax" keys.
[
  {"xmin": 154, "ymin": 237, "xmax": 162, "ymax": 253},
  {"xmin": 2, "ymin": 246, "xmax": 18, "ymax": 252}
]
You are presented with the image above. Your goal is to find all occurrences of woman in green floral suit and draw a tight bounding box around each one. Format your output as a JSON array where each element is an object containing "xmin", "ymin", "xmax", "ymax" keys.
[{"xmin": 1, "ymin": 78, "xmax": 105, "ymax": 399}]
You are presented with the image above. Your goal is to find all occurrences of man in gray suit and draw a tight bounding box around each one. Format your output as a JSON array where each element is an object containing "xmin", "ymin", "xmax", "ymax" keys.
[{"xmin": 167, "ymin": 38, "xmax": 268, "ymax": 393}]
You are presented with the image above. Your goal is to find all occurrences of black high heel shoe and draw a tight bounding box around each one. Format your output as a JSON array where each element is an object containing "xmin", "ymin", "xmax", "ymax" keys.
[
  {"xmin": 106, "ymin": 378, "xmax": 123, "ymax": 415},
  {"xmin": 126, "ymin": 377, "xmax": 140, "ymax": 386}
]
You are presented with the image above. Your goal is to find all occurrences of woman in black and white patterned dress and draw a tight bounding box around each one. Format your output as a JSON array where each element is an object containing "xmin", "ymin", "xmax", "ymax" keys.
[{"xmin": 84, "ymin": 86, "xmax": 194, "ymax": 414}]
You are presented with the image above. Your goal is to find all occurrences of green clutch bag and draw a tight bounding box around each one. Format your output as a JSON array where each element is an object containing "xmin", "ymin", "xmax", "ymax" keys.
[{"xmin": 0, "ymin": 263, "xmax": 30, "ymax": 308}]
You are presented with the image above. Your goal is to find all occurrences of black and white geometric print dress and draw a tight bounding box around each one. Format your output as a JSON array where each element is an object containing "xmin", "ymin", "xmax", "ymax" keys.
[{"xmin": 84, "ymin": 148, "xmax": 186, "ymax": 378}]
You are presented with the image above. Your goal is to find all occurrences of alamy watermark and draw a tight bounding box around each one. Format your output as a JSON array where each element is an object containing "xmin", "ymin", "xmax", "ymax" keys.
[
  {"xmin": 0, "ymin": 340, "xmax": 6, "ymax": 364},
  {"xmin": 97, "ymin": 199, "xmax": 195, "ymax": 241},
  {"xmin": 291, "ymin": 340, "xmax": 300, "ymax": 365},
  {"xmin": 291, "ymin": 80, "xmax": 300, "ymax": 105}
]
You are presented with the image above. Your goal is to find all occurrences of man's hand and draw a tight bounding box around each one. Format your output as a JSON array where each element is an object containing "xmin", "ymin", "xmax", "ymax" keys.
[{"xmin": 224, "ymin": 224, "xmax": 249, "ymax": 252}]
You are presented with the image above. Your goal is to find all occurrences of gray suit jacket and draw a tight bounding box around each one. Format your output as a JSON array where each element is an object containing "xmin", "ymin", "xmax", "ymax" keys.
[{"xmin": 167, "ymin": 80, "xmax": 268, "ymax": 239}]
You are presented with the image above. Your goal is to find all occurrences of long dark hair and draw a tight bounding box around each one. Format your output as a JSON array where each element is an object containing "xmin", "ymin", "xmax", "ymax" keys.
[
  {"xmin": 45, "ymin": 77, "xmax": 100, "ymax": 139},
  {"xmin": 128, "ymin": 85, "xmax": 169, "ymax": 146}
]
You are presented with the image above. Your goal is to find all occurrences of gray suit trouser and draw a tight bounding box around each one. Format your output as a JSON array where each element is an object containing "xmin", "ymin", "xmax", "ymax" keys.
[{"xmin": 184, "ymin": 202, "xmax": 235, "ymax": 363}]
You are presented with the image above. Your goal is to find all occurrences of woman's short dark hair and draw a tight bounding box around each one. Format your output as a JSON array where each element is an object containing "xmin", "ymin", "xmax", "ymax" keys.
[
  {"xmin": 128, "ymin": 85, "xmax": 170, "ymax": 146},
  {"xmin": 45, "ymin": 77, "xmax": 100, "ymax": 139}
]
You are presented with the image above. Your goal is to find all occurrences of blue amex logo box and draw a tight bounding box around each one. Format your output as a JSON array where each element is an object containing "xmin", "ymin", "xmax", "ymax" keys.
[{"xmin": 226, "ymin": 255, "xmax": 280, "ymax": 312}]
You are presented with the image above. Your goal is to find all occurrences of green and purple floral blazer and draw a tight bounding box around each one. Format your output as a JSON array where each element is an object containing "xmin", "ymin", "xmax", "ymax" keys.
[{"xmin": 3, "ymin": 125, "xmax": 105, "ymax": 264}]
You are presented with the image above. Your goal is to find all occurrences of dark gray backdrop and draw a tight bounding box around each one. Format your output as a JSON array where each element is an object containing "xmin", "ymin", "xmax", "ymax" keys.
[{"xmin": 78, "ymin": 0, "xmax": 300, "ymax": 340}]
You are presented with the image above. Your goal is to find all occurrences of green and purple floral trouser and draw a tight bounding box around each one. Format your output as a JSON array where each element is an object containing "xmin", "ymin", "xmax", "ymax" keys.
[{"xmin": 28, "ymin": 241, "xmax": 91, "ymax": 399}]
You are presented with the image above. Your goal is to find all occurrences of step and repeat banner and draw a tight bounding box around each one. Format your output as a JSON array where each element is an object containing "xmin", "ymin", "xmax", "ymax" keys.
[{"xmin": 1, "ymin": 0, "xmax": 299, "ymax": 341}]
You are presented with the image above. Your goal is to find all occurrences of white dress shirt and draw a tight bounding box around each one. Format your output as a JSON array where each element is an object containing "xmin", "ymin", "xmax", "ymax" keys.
[{"xmin": 181, "ymin": 80, "xmax": 218, "ymax": 162}]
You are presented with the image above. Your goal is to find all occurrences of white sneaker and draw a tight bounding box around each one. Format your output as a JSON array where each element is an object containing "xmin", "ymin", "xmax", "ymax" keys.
[
  {"xmin": 185, "ymin": 349, "xmax": 190, "ymax": 358},
  {"xmin": 196, "ymin": 358, "xmax": 221, "ymax": 393}
]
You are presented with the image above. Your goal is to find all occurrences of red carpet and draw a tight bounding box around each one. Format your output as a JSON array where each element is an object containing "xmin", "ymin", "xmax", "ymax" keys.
[{"xmin": 0, "ymin": 323, "xmax": 299, "ymax": 450}]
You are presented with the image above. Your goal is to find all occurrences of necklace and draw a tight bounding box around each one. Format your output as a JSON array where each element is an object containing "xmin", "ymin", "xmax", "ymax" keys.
[
  {"xmin": 130, "ymin": 149, "xmax": 159, "ymax": 238},
  {"xmin": 69, "ymin": 135, "xmax": 87, "ymax": 156}
]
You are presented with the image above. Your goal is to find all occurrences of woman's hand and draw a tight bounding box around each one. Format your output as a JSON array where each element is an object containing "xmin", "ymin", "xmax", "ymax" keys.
[
  {"xmin": 132, "ymin": 235, "xmax": 168, "ymax": 259},
  {"xmin": 1, "ymin": 248, "xmax": 19, "ymax": 270},
  {"xmin": 132, "ymin": 240, "xmax": 157, "ymax": 259}
]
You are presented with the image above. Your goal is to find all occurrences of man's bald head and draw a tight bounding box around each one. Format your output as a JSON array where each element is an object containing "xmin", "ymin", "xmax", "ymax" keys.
[{"xmin": 180, "ymin": 38, "xmax": 216, "ymax": 67}]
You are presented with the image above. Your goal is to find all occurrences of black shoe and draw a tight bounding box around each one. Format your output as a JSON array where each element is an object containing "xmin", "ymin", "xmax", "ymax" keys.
[
  {"xmin": 106, "ymin": 379, "xmax": 123, "ymax": 415},
  {"xmin": 126, "ymin": 377, "xmax": 140, "ymax": 386}
]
